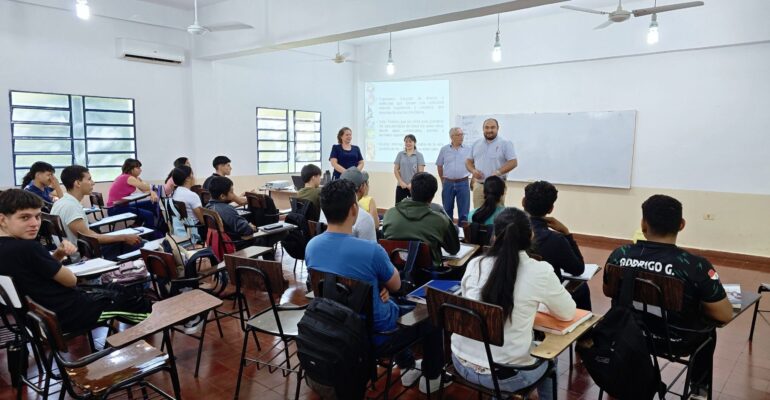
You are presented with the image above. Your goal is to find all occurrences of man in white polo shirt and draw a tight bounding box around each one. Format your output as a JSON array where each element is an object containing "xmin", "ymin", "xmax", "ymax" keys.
[{"xmin": 465, "ymin": 118, "xmax": 518, "ymax": 208}]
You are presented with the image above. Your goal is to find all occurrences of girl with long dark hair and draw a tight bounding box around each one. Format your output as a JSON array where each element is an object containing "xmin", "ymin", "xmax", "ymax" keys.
[
  {"xmin": 451, "ymin": 207, "xmax": 575, "ymax": 399},
  {"xmin": 468, "ymin": 175, "xmax": 506, "ymax": 225}
]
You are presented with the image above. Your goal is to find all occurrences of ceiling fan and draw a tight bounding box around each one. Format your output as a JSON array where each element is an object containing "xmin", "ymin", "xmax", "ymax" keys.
[
  {"xmin": 330, "ymin": 42, "xmax": 354, "ymax": 64},
  {"xmin": 561, "ymin": 0, "xmax": 704, "ymax": 29},
  {"xmin": 186, "ymin": 0, "xmax": 254, "ymax": 35}
]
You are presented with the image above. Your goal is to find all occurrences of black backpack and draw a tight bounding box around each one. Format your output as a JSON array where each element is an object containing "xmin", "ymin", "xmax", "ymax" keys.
[
  {"xmin": 296, "ymin": 274, "xmax": 372, "ymax": 399},
  {"xmin": 281, "ymin": 212, "xmax": 310, "ymax": 260},
  {"xmin": 577, "ymin": 267, "xmax": 665, "ymax": 400}
]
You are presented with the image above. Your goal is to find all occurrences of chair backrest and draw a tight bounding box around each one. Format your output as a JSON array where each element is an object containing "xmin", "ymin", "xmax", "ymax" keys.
[
  {"xmin": 245, "ymin": 192, "xmax": 279, "ymax": 226},
  {"xmin": 38, "ymin": 214, "xmax": 63, "ymax": 250},
  {"xmin": 25, "ymin": 296, "xmax": 68, "ymax": 353},
  {"xmin": 141, "ymin": 248, "xmax": 180, "ymax": 280},
  {"xmin": 172, "ymin": 200, "xmax": 189, "ymax": 220},
  {"xmin": 198, "ymin": 190, "xmax": 211, "ymax": 207},
  {"xmin": 90, "ymin": 192, "xmax": 105, "ymax": 208},
  {"xmin": 462, "ymin": 222, "xmax": 494, "ymax": 246},
  {"xmin": 200, "ymin": 208, "xmax": 225, "ymax": 232},
  {"xmin": 190, "ymin": 185, "xmax": 203, "ymax": 194},
  {"xmin": 603, "ymin": 263, "xmax": 684, "ymax": 312},
  {"xmin": 41, "ymin": 213, "xmax": 66, "ymax": 240},
  {"xmin": 76, "ymin": 233, "xmax": 102, "ymax": 259},
  {"xmin": 0, "ymin": 275, "xmax": 22, "ymax": 309},
  {"xmin": 377, "ymin": 239, "xmax": 433, "ymax": 270},
  {"xmin": 224, "ymin": 254, "xmax": 287, "ymax": 296},
  {"xmin": 426, "ymin": 286, "xmax": 504, "ymax": 347}
]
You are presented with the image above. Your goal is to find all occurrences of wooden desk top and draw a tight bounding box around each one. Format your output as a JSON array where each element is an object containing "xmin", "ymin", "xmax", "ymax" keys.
[
  {"xmin": 253, "ymin": 223, "xmax": 296, "ymax": 239},
  {"xmin": 106, "ymin": 290, "xmax": 223, "ymax": 348},
  {"xmin": 531, "ymin": 314, "xmax": 603, "ymax": 360},
  {"xmin": 398, "ymin": 303, "xmax": 428, "ymax": 327},
  {"xmin": 444, "ymin": 244, "xmax": 480, "ymax": 268},
  {"xmin": 721, "ymin": 291, "xmax": 761, "ymax": 327}
]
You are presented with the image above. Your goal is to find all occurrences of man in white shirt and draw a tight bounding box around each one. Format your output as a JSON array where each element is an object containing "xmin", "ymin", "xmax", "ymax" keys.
[
  {"xmin": 51, "ymin": 165, "xmax": 141, "ymax": 260},
  {"xmin": 318, "ymin": 167, "xmax": 376, "ymax": 242},
  {"xmin": 466, "ymin": 118, "xmax": 518, "ymax": 208}
]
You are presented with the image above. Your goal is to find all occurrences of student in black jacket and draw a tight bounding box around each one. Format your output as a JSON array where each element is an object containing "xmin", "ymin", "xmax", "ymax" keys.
[{"xmin": 522, "ymin": 181, "xmax": 591, "ymax": 310}]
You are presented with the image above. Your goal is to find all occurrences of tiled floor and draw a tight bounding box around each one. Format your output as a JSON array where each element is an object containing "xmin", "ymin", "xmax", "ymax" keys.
[{"xmin": 1, "ymin": 241, "xmax": 769, "ymax": 399}]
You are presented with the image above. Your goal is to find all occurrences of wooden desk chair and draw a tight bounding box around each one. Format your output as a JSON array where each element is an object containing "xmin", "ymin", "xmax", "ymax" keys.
[
  {"xmin": 198, "ymin": 190, "xmax": 211, "ymax": 207},
  {"xmin": 88, "ymin": 192, "xmax": 107, "ymax": 220},
  {"xmin": 0, "ymin": 276, "xmax": 28, "ymax": 392},
  {"xmin": 748, "ymin": 283, "xmax": 770, "ymax": 341},
  {"xmin": 245, "ymin": 192, "xmax": 280, "ymax": 227},
  {"xmin": 200, "ymin": 208, "xmax": 251, "ymax": 260},
  {"xmin": 24, "ymin": 297, "xmax": 180, "ymax": 400},
  {"xmin": 229, "ymin": 256, "xmax": 303, "ymax": 400},
  {"xmin": 461, "ymin": 221, "xmax": 494, "ymax": 246},
  {"xmin": 425, "ymin": 287, "xmax": 557, "ymax": 400},
  {"xmin": 140, "ymin": 248, "xmax": 223, "ymax": 377},
  {"xmin": 308, "ymin": 270, "xmax": 423, "ymax": 400},
  {"xmin": 602, "ymin": 263, "xmax": 715, "ymax": 400},
  {"xmin": 38, "ymin": 213, "xmax": 65, "ymax": 252},
  {"xmin": 378, "ymin": 239, "xmax": 443, "ymax": 287},
  {"xmin": 76, "ymin": 232, "xmax": 103, "ymax": 259}
]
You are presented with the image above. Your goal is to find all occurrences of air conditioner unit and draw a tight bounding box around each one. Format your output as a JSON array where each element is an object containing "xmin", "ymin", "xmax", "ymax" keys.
[{"xmin": 116, "ymin": 38, "xmax": 185, "ymax": 65}]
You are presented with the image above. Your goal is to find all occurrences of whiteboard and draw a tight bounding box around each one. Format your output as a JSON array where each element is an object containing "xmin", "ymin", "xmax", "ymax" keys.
[{"xmin": 456, "ymin": 111, "xmax": 637, "ymax": 189}]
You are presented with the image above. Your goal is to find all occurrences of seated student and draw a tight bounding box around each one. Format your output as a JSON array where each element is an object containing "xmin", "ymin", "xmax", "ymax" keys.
[
  {"xmin": 205, "ymin": 176, "xmax": 255, "ymax": 248},
  {"xmin": 452, "ymin": 207, "xmax": 575, "ymax": 400},
  {"xmin": 202, "ymin": 155, "xmax": 247, "ymax": 206},
  {"xmin": 467, "ymin": 176, "xmax": 506, "ymax": 226},
  {"xmin": 51, "ymin": 166, "xmax": 142, "ymax": 260},
  {"xmin": 163, "ymin": 157, "xmax": 190, "ymax": 197},
  {"xmin": 606, "ymin": 195, "xmax": 732, "ymax": 398},
  {"xmin": 522, "ymin": 180, "xmax": 591, "ymax": 310},
  {"xmin": 0, "ymin": 189, "xmax": 150, "ymax": 333},
  {"xmin": 382, "ymin": 172, "xmax": 460, "ymax": 264},
  {"xmin": 295, "ymin": 164, "xmax": 322, "ymax": 221},
  {"xmin": 170, "ymin": 166, "xmax": 205, "ymax": 243},
  {"xmin": 306, "ymin": 180, "xmax": 446, "ymax": 393},
  {"xmin": 357, "ymin": 171, "xmax": 381, "ymax": 231},
  {"xmin": 319, "ymin": 167, "xmax": 376, "ymax": 241},
  {"xmin": 22, "ymin": 161, "xmax": 64, "ymax": 207},
  {"xmin": 107, "ymin": 158, "xmax": 159, "ymax": 230}
]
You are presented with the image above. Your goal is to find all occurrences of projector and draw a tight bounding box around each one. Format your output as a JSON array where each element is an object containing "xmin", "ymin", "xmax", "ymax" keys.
[{"xmin": 265, "ymin": 180, "xmax": 291, "ymax": 190}]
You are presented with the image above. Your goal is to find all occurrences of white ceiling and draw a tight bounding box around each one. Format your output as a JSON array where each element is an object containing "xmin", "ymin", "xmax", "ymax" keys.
[{"xmin": 135, "ymin": 0, "xmax": 228, "ymax": 10}]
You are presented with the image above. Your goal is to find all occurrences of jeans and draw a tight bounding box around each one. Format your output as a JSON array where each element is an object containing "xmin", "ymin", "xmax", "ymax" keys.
[
  {"xmin": 451, "ymin": 354, "xmax": 554, "ymax": 400},
  {"xmin": 377, "ymin": 307, "xmax": 444, "ymax": 380},
  {"xmin": 395, "ymin": 187, "xmax": 411, "ymax": 204},
  {"xmin": 110, "ymin": 200, "xmax": 158, "ymax": 230},
  {"xmin": 441, "ymin": 179, "xmax": 470, "ymax": 224}
]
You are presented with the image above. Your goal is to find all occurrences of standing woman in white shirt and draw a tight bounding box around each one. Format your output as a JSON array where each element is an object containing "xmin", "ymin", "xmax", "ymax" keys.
[{"xmin": 451, "ymin": 207, "xmax": 576, "ymax": 399}]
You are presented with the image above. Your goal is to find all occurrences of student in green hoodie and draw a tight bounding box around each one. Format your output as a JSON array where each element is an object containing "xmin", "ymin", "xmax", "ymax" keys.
[{"xmin": 382, "ymin": 172, "xmax": 460, "ymax": 264}]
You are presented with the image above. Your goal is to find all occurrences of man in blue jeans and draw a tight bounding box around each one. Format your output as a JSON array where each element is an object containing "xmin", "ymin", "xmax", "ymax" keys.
[
  {"xmin": 306, "ymin": 180, "xmax": 448, "ymax": 394},
  {"xmin": 436, "ymin": 127, "xmax": 471, "ymax": 225}
]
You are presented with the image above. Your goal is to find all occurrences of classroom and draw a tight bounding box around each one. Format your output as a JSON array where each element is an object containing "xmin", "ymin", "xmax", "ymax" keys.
[{"xmin": 0, "ymin": 0, "xmax": 769, "ymax": 399}]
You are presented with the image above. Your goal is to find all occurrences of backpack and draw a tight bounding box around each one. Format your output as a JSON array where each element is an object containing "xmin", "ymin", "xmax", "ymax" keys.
[
  {"xmin": 296, "ymin": 274, "xmax": 372, "ymax": 399},
  {"xmin": 576, "ymin": 267, "xmax": 665, "ymax": 400},
  {"xmin": 281, "ymin": 212, "xmax": 310, "ymax": 260}
]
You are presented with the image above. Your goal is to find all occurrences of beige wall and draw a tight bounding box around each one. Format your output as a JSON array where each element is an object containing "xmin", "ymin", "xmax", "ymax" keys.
[{"xmin": 92, "ymin": 172, "xmax": 770, "ymax": 258}]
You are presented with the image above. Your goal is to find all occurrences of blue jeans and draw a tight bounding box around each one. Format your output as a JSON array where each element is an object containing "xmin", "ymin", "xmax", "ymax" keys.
[
  {"xmin": 451, "ymin": 354, "xmax": 554, "ymax": 400},
  {"xmin": 109, "ymin": 200, "xmax": 158, "ymax": 230},
  {"xmin": 441, "ymin": 179, "xmax": 470, "ymax": 224}
]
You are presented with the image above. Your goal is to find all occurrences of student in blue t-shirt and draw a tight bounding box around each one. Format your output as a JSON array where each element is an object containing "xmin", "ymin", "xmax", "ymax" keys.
[
  {"xmin": 22, "ymin": 161, "xmax": 64, "ymax": 206},
  {"xmin": 306, "ymin": 180, "xmax": 448, "ymax": 394}
]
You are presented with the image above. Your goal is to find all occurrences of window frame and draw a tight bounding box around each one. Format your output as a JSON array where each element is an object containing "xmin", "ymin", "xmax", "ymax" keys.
[
  {"xmin": 9, "ymin": 90, "xmax": 137, "ymax": 185},
  {"xmin": 256, "ymin": 107, "xmax": 322, "ymax": 175}
]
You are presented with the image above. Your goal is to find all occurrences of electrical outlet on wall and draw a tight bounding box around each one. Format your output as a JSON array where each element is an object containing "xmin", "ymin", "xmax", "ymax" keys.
[{"xmin": 703, "ymin": 213, "xmax": 716, "ymax": 221}]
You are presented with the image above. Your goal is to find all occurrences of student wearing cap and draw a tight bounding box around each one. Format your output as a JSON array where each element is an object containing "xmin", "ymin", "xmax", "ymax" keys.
[{"xmin": 319, "ymin": 167, "xmax": 376, "ymax": 242}]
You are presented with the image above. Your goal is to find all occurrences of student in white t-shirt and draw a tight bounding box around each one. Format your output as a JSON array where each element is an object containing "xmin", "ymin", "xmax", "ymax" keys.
[
  {"xmin": 451, "ymin": 207, "xmax": 575, "ymax": 400},
  {"xmin": 170, "ymin": 165, "xmax": 205, "ymax": 243}
]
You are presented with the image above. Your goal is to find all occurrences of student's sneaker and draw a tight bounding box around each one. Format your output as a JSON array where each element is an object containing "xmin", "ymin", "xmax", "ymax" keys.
[
  {"xmin": 418, "ymin": 374, "xmax": 453, "ymax": 394},
  {"xmin": 399, "ymin": 359, "xmax": 422, "ymax": 387},
  {"xmin": 181, "ymin": 316, "xmax": 204, "ymax": 335}
]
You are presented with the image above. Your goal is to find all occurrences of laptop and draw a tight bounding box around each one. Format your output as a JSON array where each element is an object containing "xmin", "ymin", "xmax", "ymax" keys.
[{"xmin": 291, "ymin": 175, "xmax": 304, "ymax": 189}]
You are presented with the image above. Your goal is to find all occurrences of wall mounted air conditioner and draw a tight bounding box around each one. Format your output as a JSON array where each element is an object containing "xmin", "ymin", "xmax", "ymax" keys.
[{"xmin": 116, "ymin": 38, "xmax": 185, "ymax": 65}]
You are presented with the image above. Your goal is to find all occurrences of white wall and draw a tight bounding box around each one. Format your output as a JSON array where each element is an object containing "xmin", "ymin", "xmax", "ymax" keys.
[
  {"xmin": 0, "ymin": 0, "xmax": 192, "ymax": 185},
  {"xmin": 188, "ymin": 43, "xmax": 356, "ymax": 178}
]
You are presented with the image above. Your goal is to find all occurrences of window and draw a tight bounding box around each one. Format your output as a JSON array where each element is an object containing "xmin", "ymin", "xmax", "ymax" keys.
[
  {"xmin": 10, "ymin": 90, "xmax": 137, "ymax": 184},
  {"xmin": 257, "ymin": 107, "xmax": 321, "ymax": 174}
]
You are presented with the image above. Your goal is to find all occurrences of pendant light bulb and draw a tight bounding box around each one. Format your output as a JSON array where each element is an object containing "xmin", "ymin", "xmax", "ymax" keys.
[
  {"xmin": 76, "ymin": 0, "xmax": 90, "ymax": 20},
  {"xmin": 386, "ymin": 33, "xmax": 395, "ymax": 75},
  {"xmin": 647, "ymin": 14, "xmax": 659, "ymax": 45},
  {"xmin": 491, "ymin": 14, "xmax": 502, "ymax": 63}
]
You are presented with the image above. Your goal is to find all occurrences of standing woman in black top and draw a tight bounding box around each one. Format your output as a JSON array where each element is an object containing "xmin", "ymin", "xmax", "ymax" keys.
[{"xmin": 329, "ymin": 127, "xmax": 364, "ymax": 180}]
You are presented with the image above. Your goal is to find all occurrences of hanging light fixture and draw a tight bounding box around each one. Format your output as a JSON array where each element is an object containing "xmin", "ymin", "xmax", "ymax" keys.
[
  {"xmin": 386, "ymin": 32, "xmax": 395, "ymax": 75},
  {"xmin": 76, "ymin": 0, "xmax": 90, "ymax": 20},
  {"xmin": 647, "ymin": 13, "xmax": 660, "ymax": 44},
  {"xmin": 492, "ymin": 14, "xmax": 502, "ymax": 63}
]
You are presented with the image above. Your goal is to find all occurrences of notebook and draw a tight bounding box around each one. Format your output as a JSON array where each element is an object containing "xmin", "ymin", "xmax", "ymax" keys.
[
  {"xmin": 441, "ymin": 243, "xmax": 476, "ymax": 260},
  {"xmin": 406, "ymin": 280, "xmax": 461, "ymax": 304},
  {"xmin": 561, "ymin": 264, "xmax": 601, "ymax": 281},
  {"xmin": 724, "ymin": 284, "xmax": 742, "ymax": 309},
  {"xmin": 68, "ymin": 258, "xmax": 118, "ymax": 277},
  {"xmin": 534, "ymin": 307, "xmax": 593, "ymax": 335}
]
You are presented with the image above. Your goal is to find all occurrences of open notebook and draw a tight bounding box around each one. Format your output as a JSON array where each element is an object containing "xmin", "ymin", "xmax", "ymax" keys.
[
  {"xmin": 724, "ymin": 284, "xmax": 742, "ymax": 309},
  {"xmin": 561, "ymin": 264, "xmax": 601, "ymax": 281},
  {"xmin": 534, "ymin": 305, "xmax": 593, "ymax": 335},
  {"xmin": 441, "ymin": 243, "xmax": 476, "ymax": 260},
  {"xmin": 406, "ymin": 280, "xmax": 461, "ymax": 304},
  {"xmin": 67, "ymin": 258, "xmax": 118, "ymax": 277}
]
